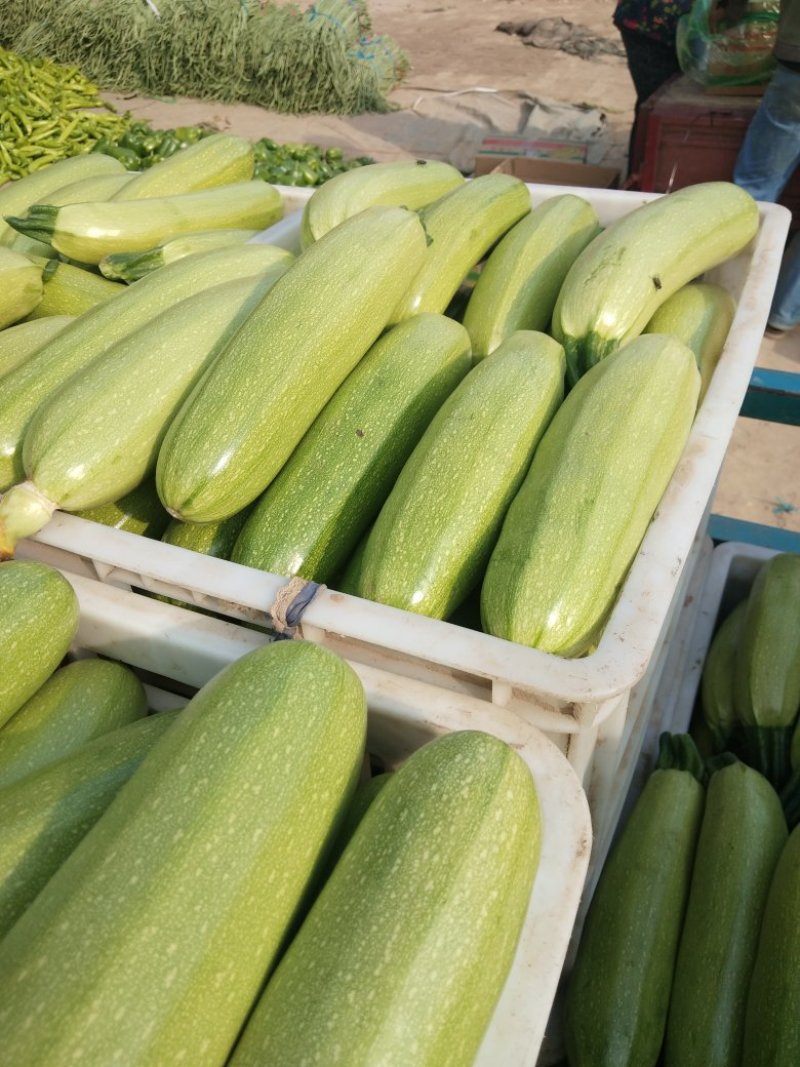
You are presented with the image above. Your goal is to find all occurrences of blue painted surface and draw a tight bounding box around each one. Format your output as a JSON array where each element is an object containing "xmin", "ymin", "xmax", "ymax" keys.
[
  {"xmin": 740, "ymin": 369, "xmax": 800, "ymax": 426},
  {"xmin": 710, "ymin": 514, "xmax": 800, "ymax": 553}
]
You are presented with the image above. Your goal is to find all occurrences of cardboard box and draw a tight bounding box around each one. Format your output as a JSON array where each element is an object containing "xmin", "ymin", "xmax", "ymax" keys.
[
  {"xmin": 474, "ymin": 154, "xmax": 621, "ymax": 189},
  {"xmin": 476, "ymin": 135, "xmax": 588, "ymax": 164}
]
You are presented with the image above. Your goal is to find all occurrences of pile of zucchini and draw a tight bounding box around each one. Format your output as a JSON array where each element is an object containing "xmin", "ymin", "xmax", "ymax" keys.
[
  {"xmin": 699, "ymin": 552, "xmax": 800, "ymax": 809},
  {"xmin": 0, "ymin": 139, "xmax": 759, "ymax": 657},
  {"xmin": 0, "ymin": 558, "xmax": 542, "ymax": 1066},
  {"xmin": 566, "ymin": 734, "xmax": 799, "ymax": 1067}
]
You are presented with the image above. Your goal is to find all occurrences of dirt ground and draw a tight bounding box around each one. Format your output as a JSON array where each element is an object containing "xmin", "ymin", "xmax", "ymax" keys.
[{"xmin": 106, "ymin": 0, "xmax": 798, "ymax": 534}]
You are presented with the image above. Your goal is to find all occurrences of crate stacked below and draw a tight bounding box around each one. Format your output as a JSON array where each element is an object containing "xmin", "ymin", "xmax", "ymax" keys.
[{"xmin": 44, "ymin": 569, "xmax": 591, "ymax": 1067}]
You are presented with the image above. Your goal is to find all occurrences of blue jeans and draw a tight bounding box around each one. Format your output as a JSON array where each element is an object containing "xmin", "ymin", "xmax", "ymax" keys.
[{"xmin": 734, "ymin": 63, "xmax": 800, "ymax": 330}]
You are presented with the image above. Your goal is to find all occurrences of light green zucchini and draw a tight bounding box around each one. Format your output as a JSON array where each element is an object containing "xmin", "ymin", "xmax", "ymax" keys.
[
  {"xmin": 463, "ymin": 193, "xmax": 600, "ymax": 359},
  {"xmin": 300, "ymin": 159, "xmax": 465, "ymax": 247},
  {"xmin": 0, "ymin": 641, "xmax": 366, "ymax": 1067},
  {"xmin": 0, "ymin": 247, "xmax": 43, "ymax": 330},
  {"xmin": 552, "ymin": 182, "xmax": 758, "ymax": 384},
  {"xmin": 565, "ymin": 766, "xmax": 704, "ymax": 1067},
  {"xmin": 38, "ymin": 169, "xmax": 135, "ymax": 206},
  {"xmin": 665, "ymin": 762, "xmax": 788, "ymax": 1067},
  {"xmin": 742, "ymin": 826, "xmax": 800, "ymax": 1066},
  {"xmin": 733, "ymin": 553, "xmax": 800, "ymax": 787},
  {"xmin": 701, "ymin": 600, "xmax": 747, "ymax": 750},
  {"xmin": 27, "ymin": 257, "xmax": 125, "ymax": 319},
  {"xmin": 6, "ymin": 180, "xmax": 283, "ymax": 264},
  {"xmin": 0, "ymin": 153, "xmax": 125, "ymax": 246},
  {"xmin": 389, "ymin": 173, "xmax": 531, "ymax": 324},
  {"xmin": 162, "ymin": 508, "xmax": 252, "ymax": 558},
  {"xmin": 76, "ymin": 479, "xmax": 171, "ymax": 538},
  {"xmin": 231, "ymin": 314, "xmax": 472, "ymax": 583},
  {"xmin": 0, "ymin": 711, "xmax": 178, "ymax": 942},
  {"xmin": 0, "ymin": 561, "xmax": 78, "ymax": 723},
  {"xmin": 326, "ymin": 772, "xmax": 391, "ymax": 872},
  {"xmin": 99, "ymin": 228, "xmax": 259, "ymax": 281},
  {"xmin": 0, "ymin": 243, "xmax": 293, "ymax": 494},
  {"xmin": 0, "ymin": 316, "xmax": 74, "ymax": 379},
  {"xmin": 0, "ymin": 658, "xmax": 146, "ymax": 788},
  {"xmin": 229, "ymin": 730, "xmax": 540, "ymax": 1067},
  {"xmin": 112, "ymin": 132, "xmax": 255, "ymax": 200},
  {"xmin": 7, "ymin": 173, "xmax": 135, "ymax": 260},
  {"xmin": 357, "ymin": 331, "xmax": 565, "ymax": 620},
  {"xmin": 0, "ymin": 269, "xmax": 290, "ymax": 552},
  {"xmin": 644, "ymin": 282, "xmax": 736, "ymax": 402},
  {"xmin": 157, "ymin": 205, "xmax": 429, "ymax": 524},
  {"xmin": 481, "ymin": 334, "xmax": 699, "ymax": 656},
  {"xmin": 335, "ymin": 527, "xmax": 371, "ymax": 595}
]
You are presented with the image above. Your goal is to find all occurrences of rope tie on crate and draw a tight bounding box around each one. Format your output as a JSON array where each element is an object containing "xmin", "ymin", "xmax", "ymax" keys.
[{"xmin": 269, "ymin": 577, "xmax": 326, "ymax": 640}]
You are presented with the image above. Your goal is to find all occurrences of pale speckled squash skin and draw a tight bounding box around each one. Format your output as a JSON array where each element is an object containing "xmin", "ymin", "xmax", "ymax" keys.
[
  {"xmin": 300, "ymin": 159, "xmax": 465, "ymax": 247},
  {"xmin": 157, "ymin": 206, "xmax": 429, "ymax": 524},
  {"xmin": 463, "ymin": 193, "xmax": 600, "ymax": 359},
  {"xmin": 112, "ymin": 133, "xmax": 255, "ymax": 201},
  {"xmin": 665, "ymin": 763, "xmax": 787, "ymax": 1067},
  {"xmin": 0, "ymin": 243, "xmax": 292, "ymax": 491},
  {"xmin": 389, "ymin": 173, "xmax": 532, "ymax": 324},
  {"xmin": 0, "ymin": 711, "xmax": 178, "ymax": 940},
  {"xmin": 229, "ymin": 730, "xmax": 540, "ymax": 1067},
  {"xmin": 0, "ymin": 247, "xmax": 43, "ymax": 331},
  {"xmin": 552, "ymin": 182, "xmax": 758, "ymax": 384},
  {"xmin": 356, "ymin": 331, "xmax": 565, "ymax": 620},
  {"xmin": 0, "ymin": 640, "xmax": 367, "ymax": 1067},
  {"xmin": 742, "ymin": 826, "xmax": 800, "ymax": 1067},
  {"xmin": 21, "ymin": 268, "xmax": 289, "ymax": 513},
  {"xmin": 0, "ymin": 659, "xmax": 147, "ymax": 788},
  {"xmin": 26, "ymin": 259, "xmax": 125, "ymax": 320},
  {"xmin": 0, "ymin": 315, "xmax": 73, "ymax": 380},
  {"xmin": 565, "ymin": 769, "xmax": 704, "ymax": 1067},
  {"xmin": 100, "ymin": 228, "xmax": 259, "ymax": 282},
  {"xmin": 644, "ymin": 282, "xmax": 736, "ymax": 402},
  {"xmin": 0, "ymin": 561, "xmax": 78, "ymax": 729},
  {"xmin": 231, "ymin": 314, "xmax": 472, "ymax": 583},
  {"xmin": 481, "ymin": 334, "xmax": 700, "ymax": 657},
  {"xmin": 76, "ymin": 479, "xmax": 171, "ymax": 538}
]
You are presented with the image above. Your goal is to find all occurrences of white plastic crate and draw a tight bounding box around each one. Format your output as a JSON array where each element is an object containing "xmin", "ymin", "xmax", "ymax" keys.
[
  {"xmin": 19, "ymin": 185, "xmax": 791, "ymax": 759},
  {"xmin": 54, "ymin": 570, "xmax": 591, "ymax": 1067},
  {"xmin": 568, "ymin": 540, "xmax": 777, "ymax": 963}
]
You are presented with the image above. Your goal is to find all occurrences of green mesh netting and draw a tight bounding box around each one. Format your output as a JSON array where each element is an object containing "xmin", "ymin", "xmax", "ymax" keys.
[{"xmin": 0, "ymin": 0, "xmax": 408, "ymax": 114}]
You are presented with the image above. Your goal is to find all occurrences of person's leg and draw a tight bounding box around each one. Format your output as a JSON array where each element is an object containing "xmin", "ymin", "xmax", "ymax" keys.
[
  {"xmin": 619, "ymin": 28, "xmax": 682, "ymax": 106},
  {"xmin": 619, "ymin": 29, "xmax": 682, "ymax": 175},
  {"xmin": 734, "ymin": 64, "xmax": 800, "ymax": 202},
  {"xmin": 768, "ymin": 231, "xmax": 800, "ymax": 330}
]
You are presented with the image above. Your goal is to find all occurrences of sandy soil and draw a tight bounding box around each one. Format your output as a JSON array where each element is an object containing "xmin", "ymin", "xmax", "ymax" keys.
[{"xmin": 104, "ymin": 0, "xmax": 798, "ymax": 534}]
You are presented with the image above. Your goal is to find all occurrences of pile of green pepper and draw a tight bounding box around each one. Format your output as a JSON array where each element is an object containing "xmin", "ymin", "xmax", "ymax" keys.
[
  {"xmin": 92, "ymin": 123, "xmax": 373, "ymax": 187},
  {"xmin": 1, "ymin": 44, "xmax": 373, "ymax": 187},
  {"xmin": 0, "ymin": 47, "xmax": 129, "ymax": 180}
]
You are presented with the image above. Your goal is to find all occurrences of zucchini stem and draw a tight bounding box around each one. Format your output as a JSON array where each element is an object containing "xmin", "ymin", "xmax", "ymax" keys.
[{"xmin": 3, "ymin": 205, "xmax": 57, "ymax": 245}]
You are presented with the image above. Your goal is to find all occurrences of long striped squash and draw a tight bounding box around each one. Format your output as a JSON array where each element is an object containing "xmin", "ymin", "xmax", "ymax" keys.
[
  {"xmin": 229, "ymin": 730, "xmax": 540, "ymax": 1067},
  {"xmin": 0, "ymin": 641, "xmax": 366, "ymax": 1067},
  {"xmin": 552, "ymin": 182, "xmax": 758, "ymax": 384},
  {"xmin": 481, "ymin": 334, "xmax": 700, "ymax": 656},
  {"xmin": 157, "ymin": 206, "xmax": 429, "ymax": 524}
]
